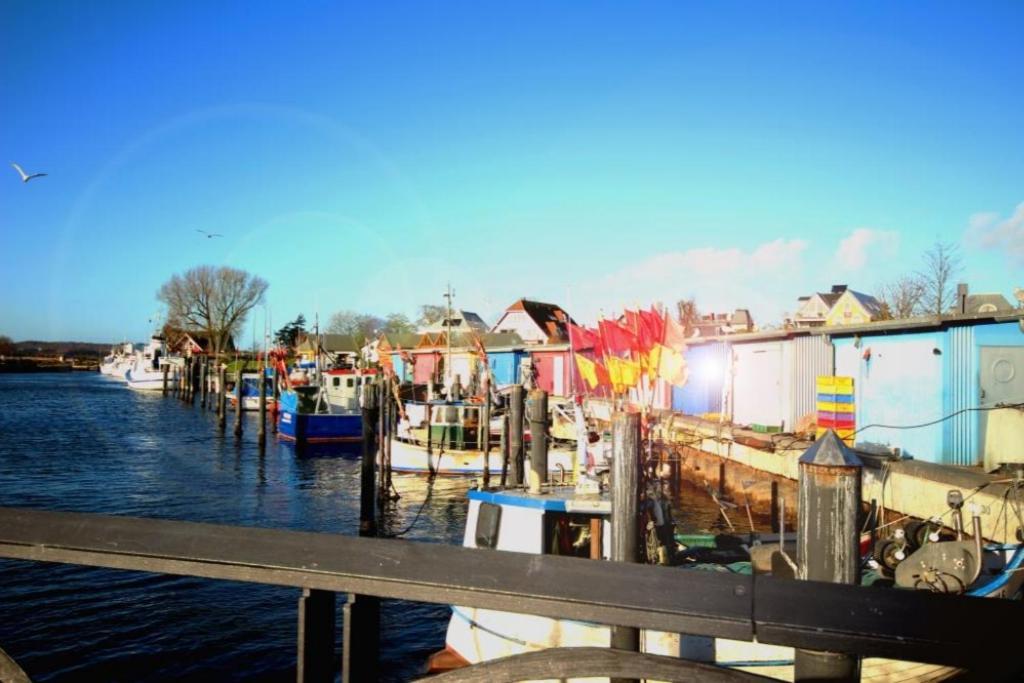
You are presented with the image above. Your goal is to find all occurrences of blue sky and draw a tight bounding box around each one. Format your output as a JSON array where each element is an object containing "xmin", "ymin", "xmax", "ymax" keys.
[{"xmin": 2, "ymin": 2, "xmax": 1021, "ymax": 343}]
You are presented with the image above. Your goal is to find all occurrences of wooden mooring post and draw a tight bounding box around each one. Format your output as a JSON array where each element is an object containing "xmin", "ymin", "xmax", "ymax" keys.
[
  {"xmin": 184, "ymin": 359, "xmax": 191, "ymax": 404},
  {"xmin": 257, "ymin": 368, "xmax": 267, "ymax": 445},
  {"xmin": 481, "ymin": 388, "xmax": 491, "ymax": 489},
  {"xmin": 345, "ymin": 374, "xmax": 381, "ymax": 682},
  {"xmin": 200, "ymin": 359, "xmax": 207, "ymax": 409},
  {"xmin": 271, "ymin": 367, "xmax": 279, "ymax": 434},
  {"xmin": 233, "ymin": 368, "xmax": 243, "ymax": 437},
  {"xmin": 795, "ymin": 429, "xmax": 863, "ymax": 682},
  {"xmin": 162, "ymin": 365, "xmax": 169, "ymax": 396},
  {"xmin": 508, "ymin": 384, "xmax": 525, "ymax": 487},
  {"xmin": 189, "ymin": 358, "xmax": 198, "ymax": 405},
  {"xmin": 611, "ymin": 411, "xmax": 641, "ymax": 683},
  {"xmin": 217, "ymin": 365, "xmax": 226, "ymax": 430},
  {"xmin": 527, "ymin": 389, "xmax": 548, "ymax": 494},
  {"xmin": 297, "ymin": 588, "xmax": 335, "ymax": 683},
  {"xmin": 499, "ymin": 413, "xmax": 509, "ymax": 488}
]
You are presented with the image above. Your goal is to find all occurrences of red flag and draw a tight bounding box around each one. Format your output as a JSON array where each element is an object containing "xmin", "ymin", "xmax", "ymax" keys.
[
  {"xmin": 599, "ymin": 319, "xmax": 639, "ymax": 358},
  {"xmin": 623, "ymin": 310, "xmax": 642, "ymax": 335},
  {"xmin": 641, "ymin": 307, "xmax": 665, "ymax": 347},
  {"xmin": 568, "ymin": 322, "xmax": 599, "ymax": 350}
]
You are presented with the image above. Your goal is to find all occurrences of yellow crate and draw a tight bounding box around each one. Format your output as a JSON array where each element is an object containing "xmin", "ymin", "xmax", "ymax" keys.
[
  {"xmin": 817, "ymin": 426, "xmax": 856, "ymax": 439},
  {"xmin": 817, "ymin": 376, "xmax": 853, "ymax": 390},
  {"xmin": 816, "ymin": 402, "xmax": 855, "ymax": 414},
  {"xmin": 701, "ymin": 412, "xmax": 722, "ymax": 422}
]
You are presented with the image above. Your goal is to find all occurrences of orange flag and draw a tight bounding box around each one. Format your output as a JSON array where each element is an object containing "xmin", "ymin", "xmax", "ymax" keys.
[{"xmin": 663, "ymin": 314, "xmax": 688, "ymax": 351}]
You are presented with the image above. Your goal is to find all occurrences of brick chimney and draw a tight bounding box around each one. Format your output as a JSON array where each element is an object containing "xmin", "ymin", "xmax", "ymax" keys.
[{"xmin": 957, "ymin": 283, "xmax": 968, "ymax": 314}]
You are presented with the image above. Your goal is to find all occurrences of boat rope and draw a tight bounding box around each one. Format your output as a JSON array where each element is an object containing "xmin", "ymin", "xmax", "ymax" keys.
[{"xmin": 383, "ymin": 423, "xmax": 448, "ymax": 539}]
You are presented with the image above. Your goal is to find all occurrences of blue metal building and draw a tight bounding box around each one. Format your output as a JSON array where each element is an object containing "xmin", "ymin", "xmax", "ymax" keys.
[
  {"xmin": 671, "ymin": 342, "xmax": 729, "ymax": 416},
  {"xmin": 832, "ymin": 317, "xmax": 1024, "ymax": 466}
]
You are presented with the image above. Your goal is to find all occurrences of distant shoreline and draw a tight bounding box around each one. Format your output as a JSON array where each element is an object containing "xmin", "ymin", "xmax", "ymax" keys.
[{"xmin": 0, "ymin": 358, "xmax": 97, "ymax": 373}]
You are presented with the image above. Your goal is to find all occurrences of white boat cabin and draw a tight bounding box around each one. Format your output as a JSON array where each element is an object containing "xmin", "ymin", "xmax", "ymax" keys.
[{"xmin": 323, "ymin": 369, "xmax": 377, "ymax": 413}]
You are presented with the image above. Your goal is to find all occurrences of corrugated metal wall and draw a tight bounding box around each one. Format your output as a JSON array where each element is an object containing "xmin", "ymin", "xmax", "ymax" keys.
[
  {"xmin": 792, "ymin": 335, "xmax": 834, "ymax": 425},
  {"xmin": 834, "ymin": 333, "xmax": 946, "ymax": 463},
  {"xmin": 944, "ymin": 325, "xmax": 977, "ymax": 466},
  {"xmin": 671, "ymin": 342, "xmax": 729, "ymax": 415},
  {"xmin": 732, "ymin": 341, "xmax": 788, "ymax": 429}
]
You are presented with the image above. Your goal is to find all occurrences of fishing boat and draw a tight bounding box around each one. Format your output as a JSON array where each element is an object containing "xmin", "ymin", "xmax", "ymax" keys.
[
  {"xmin": 428, "ymin": 483, "xmax": 1024, "ymax": 680},
  {"xmin": 277, "ymin": 369, "xmax": 374, "ymax": 444},
  {"xmin": 125, "ymin": 338, "xmax": 167, "ymax": 391},
  {"xmin": 388, "ymin": 399, "xmax": 608, "ymax": 475},
  {"xmin": 227, "ymin": 370, "xmax": 277, "ymax": 411}
]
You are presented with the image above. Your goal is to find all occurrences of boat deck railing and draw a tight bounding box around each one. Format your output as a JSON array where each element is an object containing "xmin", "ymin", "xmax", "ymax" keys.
[{"xmin": 0, "ymin": 506, "xmax": 1020, "ymax": 682}]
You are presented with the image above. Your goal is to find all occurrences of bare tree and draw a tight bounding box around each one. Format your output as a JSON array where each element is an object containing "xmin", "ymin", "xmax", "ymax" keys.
[
  {"xmin": 158, "ymin": 265, "xmax": 268, "ymax": 358},
  {"xmin": 382, "ymin": 313, "xmax": 415, "ymax": 335},
  {"xmin": 416, "ymin": 304, "xmax": 447, "ymax": 327},
  {"xmin": 326, "ymin": 310, "xmax": 383, "ymax": 341},
  {"xmin": 676, "ymin": 298, "xmax": 700, "ymax": 336},
  {"xmin": 917, "ymin": 241, "xmax": 962, "ymax": 316},
  {"xmin": 876, "ymin": 275, "xmax": 925, "ymax": 320}
]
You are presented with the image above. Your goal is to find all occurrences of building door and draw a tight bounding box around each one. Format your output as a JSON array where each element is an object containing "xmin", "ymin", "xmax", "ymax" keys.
[
  {"xmin": 553, "ymin": 355, "xmax": 565, "ymax": 396},
  {"xmin": 980, "ymin": 347, "xmax": 1024, "ymax": 407}
]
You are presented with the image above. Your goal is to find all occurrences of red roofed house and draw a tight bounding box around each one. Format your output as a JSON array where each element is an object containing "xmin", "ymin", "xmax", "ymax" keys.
[{"xmin": 490, "ymin": 299, "xmax": 575, "ymax": 345}]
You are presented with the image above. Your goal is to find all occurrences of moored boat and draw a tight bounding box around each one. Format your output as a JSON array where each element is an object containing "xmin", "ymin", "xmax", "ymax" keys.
[
  {"xmin": 227, "ymin": 371, "xmax": 277, "ymax": 411},
  {"xmin": 277, "ymin": 368, "xmax": 375, "ymax": 444},
  {"xmin": 125, "ymin": 337, "xmax": 168, "ymax": 391},
  {"xmin": 100, "ymin": 342, "xmax": 136, "ymax": 379},
  {"xmin": 429, "ymin": 484, "xmax": 1024, "ymax": 681},
  {"xmin": 389, "ymin": 399, "xmax": 609, "ymax": 475}
]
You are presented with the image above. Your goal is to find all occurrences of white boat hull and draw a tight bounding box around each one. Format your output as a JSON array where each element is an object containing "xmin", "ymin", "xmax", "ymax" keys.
[
  {"xmin": 229, "ymin": 395, "xmax": 277, "ymax": 411},
  {"xmin": 388, "ymin": 437, "xmax": 578, "ymax": 475}
]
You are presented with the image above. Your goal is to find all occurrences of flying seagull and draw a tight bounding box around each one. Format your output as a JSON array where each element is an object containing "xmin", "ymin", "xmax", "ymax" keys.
[
  {"xmin": 11, "ymin": 163, "xmax": 47, "ymax": 183},
  {"xmin": 196, "ymin": 229, "xmax": 223, "ymax": 239}
]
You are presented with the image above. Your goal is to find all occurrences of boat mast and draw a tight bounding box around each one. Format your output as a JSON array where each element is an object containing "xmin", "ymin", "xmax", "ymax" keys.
[{"xmin": 444, "ymin": 282, "xmax": 454, "ymax": 389}]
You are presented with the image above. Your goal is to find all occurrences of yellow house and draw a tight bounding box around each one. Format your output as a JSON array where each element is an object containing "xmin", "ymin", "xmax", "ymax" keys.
[{"xmin": 825, "ymin": 289, "xmax": 884, "ymax": 326}]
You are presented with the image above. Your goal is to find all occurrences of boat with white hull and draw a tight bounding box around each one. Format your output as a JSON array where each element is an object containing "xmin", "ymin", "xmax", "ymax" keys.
[
  {"xmin": 125, "ymin": 337, "xmax": 167, "ymax": 391},
  {"xmin": 429, "ymin": 485, "xmax": 1024, "ymax": 681},
  {"xmin": 100, "ymin": 342, "xmax": 135, "ymax": 379}
]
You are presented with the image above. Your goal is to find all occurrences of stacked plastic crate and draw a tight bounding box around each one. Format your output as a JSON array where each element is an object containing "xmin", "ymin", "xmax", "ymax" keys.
[{"xmin": 816, "ymin": 375, "xmax": 855, "ymax": 444}]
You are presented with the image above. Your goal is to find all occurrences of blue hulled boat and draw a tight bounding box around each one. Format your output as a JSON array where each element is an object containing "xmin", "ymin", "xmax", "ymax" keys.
[{"xmin": 277, "ymin": 387, "xmax": 362, "ymax": 443}]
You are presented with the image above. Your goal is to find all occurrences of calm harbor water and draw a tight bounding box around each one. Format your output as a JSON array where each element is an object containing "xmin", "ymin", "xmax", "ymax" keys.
[{"xmin": 0, "ymin": 373, "xmax": 735, "ymax": 682}]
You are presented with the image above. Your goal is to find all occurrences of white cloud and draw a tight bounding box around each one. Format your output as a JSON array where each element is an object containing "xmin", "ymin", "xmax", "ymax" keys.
[
  {"xmin": 574, "ymin": 238, "xmax": 810, "ymax": 325},
  {"xmin": 966, "ymin": 202, "xmax": 1024, "ymax": 265},
  {"xmin": 833, "ymin": 228, "xmax": 899, "ymax": 271}
]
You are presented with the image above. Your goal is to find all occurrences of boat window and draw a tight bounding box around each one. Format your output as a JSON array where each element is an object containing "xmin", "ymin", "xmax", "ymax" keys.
[
  {"xmin": 347, "ymin": 378, "xmax": 354, "ymax": 388},
  {"xmin": 332, "ymin": 377, "xmax": 340, "ymax": 387},
  {"xmin": 475, "ymin": 503, "xmax": 501, "ymax": 549},
  {"xmin": 543, "ymin": 512, "xmax": 602, "ymax": 559}
]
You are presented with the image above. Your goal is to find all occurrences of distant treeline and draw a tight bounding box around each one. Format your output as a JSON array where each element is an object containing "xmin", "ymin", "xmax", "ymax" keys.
[{"xmin": 0, "ymin": 337, "xmax": 111, "ymax": 359}]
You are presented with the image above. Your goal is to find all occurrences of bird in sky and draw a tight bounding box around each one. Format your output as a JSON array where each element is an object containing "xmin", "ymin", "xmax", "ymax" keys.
[
  {"xmin": 196, "ymin": 229, "xmax": 223, "ymax": 239},
  {"xmin": 11, "ymin": 163, "xmax": 47, "ymax": 183}
]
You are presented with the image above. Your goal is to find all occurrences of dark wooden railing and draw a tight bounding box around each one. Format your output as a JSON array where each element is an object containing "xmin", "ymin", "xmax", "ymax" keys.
[{"xmin": 0, "ymin": 506, "xmax": 1020, "ymax": 682}]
